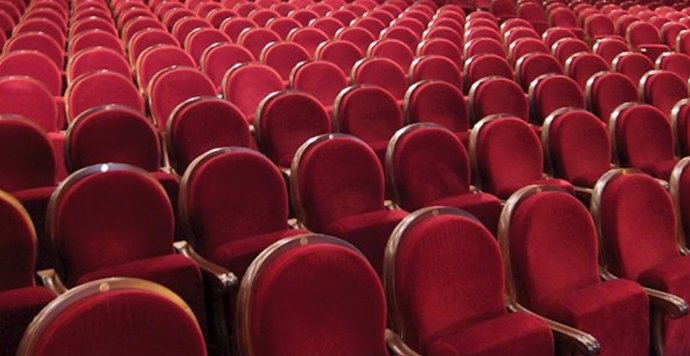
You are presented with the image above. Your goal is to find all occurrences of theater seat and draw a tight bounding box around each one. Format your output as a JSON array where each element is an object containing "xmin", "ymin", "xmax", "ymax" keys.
[
  {"xmin": 585, "ymin": 71, "xmax": 638, "ymax": 123},
  {"xmin": 291, "ymin": 134, "xmax": 408, "ymax": 275},
  {"xmin": 500, "ymin": 186, "xmax": 649, "ymax": 356},
  {"xmin": 384, "ymin": 207, "xmax": 556, "ymax": 356},
  {"xmin": 16, "ymin": 278, "xmax": 206, "ymax": 356},
  {"xmin": 235, "ymin": 234, "xmax": 403, "ymax": 356}
]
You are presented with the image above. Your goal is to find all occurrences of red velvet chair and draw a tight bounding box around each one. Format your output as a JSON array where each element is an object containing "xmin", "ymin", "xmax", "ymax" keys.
[
  {"xmin": 510, "ymin": 38, "xmax": 550, "ymax": 66},
  {"xmin": 235, "ymin": 234, "xmax": 405, "ymax": 356},
  {"xmin": 135, "ymin": 44, "xmax": 195, "ymax": 92},
  {"xmin": 463, "ymin": 54, "xmax": 513, "ymax": 93},
  {"xmin": 334, "ymin": 26, "xmax": 375, "ymax": 56},
  {"xmin": 16, "ymin": 278, "xmax": 206, "ymax": 356},
  {"xmin": 260, "ymin": 41, "xmax": 310, "ymax": 83},
  {"xmin": 333, "ymin": 85, "xmax": 404, "ymax": 165},
  {"xmin": 67, "ymin": 47, "xmax": 131, "ymax": 85},
  {"xmin": 179, "ymin": 147, "xmax": 306, "ymax": 279},
  {"xmin": 148, "ymin": 66, "xmax": 216, "ymax": 131},
  {"xmin": 381, "ymin": 25, "xmax": 421, "ymax": 53},
  {"xmin": 290, "ymin": 134, "xmax": 408, "ymax": 275},
  {"xmin": 542, "ymin": 27, "xmax": 577, "ymax": 49},
  {"xmin": 662, "ymin": 23, "xmax": 688, "ymax": 49},
  {"xmin": 542, "ymin": 107, "xmax": 612, "ymax": 190},
  {"xmin": 626, "ymin": 20, "xmax": 669, "ymax": 61},
  {"xmin": 290, "ymin": 60, "xmax": 348, "ymax": 114},
  {"xmin": 464, "ymin": 38, "xmax": 507, "ymax": 60},
  {"xmin": 128, "ymin": 29, "xmax": 180, "ymax": 65},
  {"xmin": 0, "ymin": 189, "xmax": 56, "ymax": 356},
  {"xmin": 515, "ymin": 52, "xmax": 564, "ymax": 92},
  {"xmin": 171, "ymin": 17, "xmax": 212, "ymax": 48},
  {"xmin": 15, "ymin": 18, "xmax": 66, "ymax": 49},
  {"xmin": 585, "ymin": 71, "xmax": 638, "ymax": 123},
  {"xmin": 222, "ymin": 62, "xmax": 284, "ymax": 125},
  {"xmin": 219, "ymin": 17, "xmax": 257, "ymax": 42},
  {"xmin": 287, "ymin": 27, "xmax": 329, "ymax": 58},
  {"xmin": 409, "ymin": 55, "xmax": 464, "ymax": 92},
  {"xmin": 166, "ymin": 96, "xmax": 251, "ymax": 173},
  {"xmin": 564, "ymin": 52, "xmax": 610, "ymax": 90},
  {"xmin": 315, "ymin": 39, "xmax": 363, "ymax": 75},
  {"xmin": 384, "ymin": 206, "xmax": 558, "ymax": 356},
  {"xmin": 640, "ymin": 70, "xmax": 689, "ymax": 118},
  {"xmin": 584, "ymin": 13, "xmax": 616, "ymax": 40},
  {"xmin": 551, "ymin": 38, "xmax": 589, "ymax": 67},
  {"xmin": 255, "ymin": 90, "xmax": 331, "ymax": 169},
  {"xmin": 469, "ymin": 115, "xmax": 573, "ymax": 200},
  {"xmin": 4, "ymin": 32, "xmax": 65, "ymax": 70},
  {"xmin": 65, "ymin": 70, "xmax": 144, "ymax": 123},
  {"xmin": 528, "ymin": 73, "xmax": 585, "ymax": 125},
  {"xmin": 352, "ymin": 57, "xmax": 408, "ymax": 103},
  {"xmin": 500, "ymin": 185, "xmax": 649, "ymax": 356},
  {"xmin": 593, "ymin": 37, "xmax": 629, "ymax": 65},
  {"xmin": 184, "ymin": 27, "xmax": 230, "ymax": 65},
  {"xmin": 68, "ymin": 29, "xmax": 124, "ymax": 57},
  {"xmin": 416, "ymin": 38, "xmax": 463, "ymax": 66},
  {"xmin": 593, "ymin": 169, "xmax": 690, "ymax": 356},
  {"xmin": 505, "ymin": 27, "xmax": 541, "ymax": 46},
  {"xmin": 237, "ymin": 27, "xmax": 280, "ymax": 59},
  {"xmin": 200, "ymin": 43, "xmax": 254, "ymax": 90},
  {"xmin": 548, "ymin": 7, "xmax": 585, "ymax": 38},
  {"xmin": 44, "ymin": 164, "xmax": 207, "ymax": 327},
  {"xmin": 609, "ymin": 103, "xmax": 678, "ymax": 180},
  {"xmin": 368, "ymin": 39, "xmax": 415, "ymax": 72},
  {"xmin": 267, "ymin": 17, "xmax": 302, "ymax": 39},
  {"xmin": 612, "ymin": 51, "xmax": 654, "ymax": 86},
  {"xmin": 121, "ymin": 16, "xmax": 165, "ymax": 44},
  {"xmin": 656, "ymin": 52, "xmax": 690, "ymax": 83},
  {"xmin": 403, "ymin": 80, "xmax": 470, "ymax": 146},
  {"xmin": 469, "ymin": 76, "xmax": 529, "ymax": 123},
  {"xmin": 386, "ymin": 124, "xmax": 502, "ymax": 233}
]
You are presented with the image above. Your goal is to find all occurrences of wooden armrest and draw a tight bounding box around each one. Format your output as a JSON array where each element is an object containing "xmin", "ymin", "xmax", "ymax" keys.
[
  {"xmin": 646, "ymin": 287, "xmax": 689, "ymax": 319},
  {"xmin": 37, "ymin": 269, "xmax": 68, "ymax": 295},
  {"xmin": 385, "ymin": 329, "xmax": 422, "ymax": 356},
  {"xmin": 173, "ymin": 241, "xmax": 238, "ymax": 291},
  {"xmin": 508, "ymin": 302, "xmax": 600, "ymax": 355}
]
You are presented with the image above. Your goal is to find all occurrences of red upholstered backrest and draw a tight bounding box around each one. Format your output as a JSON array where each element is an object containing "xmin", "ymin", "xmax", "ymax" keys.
[
  {"xmin": 585, "ymin": 14, "xmax": 615, "ymax": 38},
  {"xmin": 410, "ymin": 55, "xmax": 464, "ymax": 92},
  {"xmin": 237, "ymin": 27, "xmax": 281, "ymax": 59},
  {"xmin": 5, "ymin": 32, "xmax": 64, "ymax": 69},
  {"xmin": 416, "ymin": 38, "xmax": 463, "ymax": 65},
  {"xmin": 473, "ymin": 117, "xmax": 544, "ymax": 197},
  {"xmin": 0, "ymin": 50, "xmax": 62, "ymax": 96},
  {"xmin": 222, "ymin": 63, "xmax": 285, "ymax": 124},
  {"xmin": 673, "ymin": 160, "xmax": 690, "ymax": 243},
  {"xmin": 292, "ymin": 135, "xmax": 384, "ymax": 231},
  {"xmin": 22, "ymin": 281, "xmax": 207, "ymax": 356},
  {"xmin": 464, "ymin": 38, "xmax": 506, "ymax": 59},
  {"xmin": 182, "ymin": 148, "xmax": 289, "ymax": 255},
  {"xmin": 0, "ymin": 117, "xmax": 55, "ymax": 191},
  {"xmin": 0, "ymin": 76, "xmax": 58, "ymax": 132},
  {"xmin": 240, "ymin": 237, "xmax": 388, "ymax": 356},
  {"xmin": 167, "ymin": 97, "xmax": 250, "ymax": 173},
  {"xmin": 674, "ymin": 99, "xmax": 690, "ymax": 155},
  {"xmin": 405, "ymin": 80, "xmax": 468, "ymax": 133},
  {"xmin": 516, "ymin": 52, "xmax": 563, "ymax": 91},
  {"xmin": 335, "ymin": 85, "xmax": 403, "ymax": 144},
  {"xmin": 552, "ymin": 38, "xmax": 588, "ymax": 67},
  {"xmin": 613, "ymin": 51, "xmax": 653, "ymax": 85},
  {"xmin": 49, "ymin": 165, "xmax": 174, "ymax": 285},
  {"xmin": 290, "ymin": 60, "xmax": 348, "ymax": 107},
  {"xmin": 565, "ymin": 53, "xmax": 610, "ymax": 90},
  {"xmin": 464, "ymin": 54, "xmax": 513, "ymax": 90},
  {"xmin": 260, "ymin": 42, "xmax": 309, "ymax": 81},
  {"xmin": 287, "ymin": 27, "xmax": 329, "ymax": 58},
  {"xmin": 586, "ymin": 71, "xmax": 637, "ymax": 123},
  {"xmin": 641, "ymin": 70, "xmax": 688, "ymax": 117},
  {"xmin": 69, "ymin": 29, "xmax": 124, "ymax": 57},
  {"xmin": 368, "ymin": 39, "xmax": 414, "ymax": 71},
  {"xmin": 128, "ymin": 29, "xmax": 180, "ymax": 65},
  {"xmin": 256, "ymin": 91, "xmax": 331, "ymax": 168},
  {"xmin": 352, "ymin": 57, "xmax": 408, "ymax": 100},
  {"xmin": 66, "ymin": 71, "xmax": 144, "ymax": 122},
  {"xmin": 0, "ymin": 191, "xmax": 38, "ymax": 291},
  {"xmin": 507, "ymin": 190, "xmax": 600, "ymax": 311},
  {"xmin": 136, "ymin": 45, "xmax": 193, "ymax": 90},
  {"xmin": 389, "ymin": 125, "xmax": 470, "ymax": 210},
  {"xmin": 657, "ymin": 53, "xmax": 690, "ymax": 82},
  {"xmin": 546, "ymin": 109, "xmax": 611, "ymax": 187},
  {"xmin": 510, "ymin": 38, "xmax": 550, "ymax": 64},
  {"xmin": 315, "ymin": 39, "xmax": 363, "ymax": 75},
  {"xmin": 185, "ymin": 28, "xmax": 230, "ymax": 64},
  {"xmin": 543, "ymin": 27, "xmax": 576, "ymax": 48},
  {"xmin": 627, "ymin": 21, "xmax": 661, "ymax": 47},
  {"xmin": 200, "ymin": 43, "xmax": 254, "ymax": 88},
  {"xmin": 530, "ymin": 74, "xmax": 585, "ymax": 123},
  {"xmin": 68, "ymin": 47, "xmax": 131, "ymax": 85},
  {"xmin": 597, "ymin": 172, "xmax": 679, "ymax": 280},
  {"xmin": 470, "ymin": 77, "xmax": 529, "ymax": 122},
  {"xmin": 614, "ymin": 104, "xmax": 675, "ymax": 169},
  {"xmin": 388, "ymin": 211, "xmax": 505, "ymax": 352},
  {"xmin": 148, "ymin": 66, "xmax": 216, "ymax": 130},
  {"xmin": 66, "ymin": 105, "xmax": 161, "ymax": 173}
]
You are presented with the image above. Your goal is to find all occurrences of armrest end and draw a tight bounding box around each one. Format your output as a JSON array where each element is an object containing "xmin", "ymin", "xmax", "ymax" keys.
[
  {"xmin": 37, "ymin": 269, "xmax": 68, "ymax": 295},
  {"xmin": 385, "ymin": 329, "xmax": 422, "ymax": 356},
  {"xmin": 173, "ymin": 240, "xmax": 238, "ymax": 290}
]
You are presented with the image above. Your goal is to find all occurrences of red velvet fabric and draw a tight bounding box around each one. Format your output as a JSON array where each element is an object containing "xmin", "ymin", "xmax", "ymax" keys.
[
  {"xmin": 5, "ymin": 32, "xmax": 64, "ymax": 69},
  {"xmin": 257, "ymin": 91, "xmax": 330, "ymax": 168},
  {"xmin": 662, "ymin": 23, "xmax": 688, "ymax": 49},
  {"xmin": 238, "ymin": 27, "xmax": 281, "ymax": 59},
  {"xmin": 381, "ymin": 25, "xmax": 421, "ymax": 53},
  {"xmin": 369, "ymin": 39, "xmax": 414, "ymax": 71},
  {"xmin": 585, "ymin": 14, "xmax": 616, "ymax": 39},
  {"xmin": 201, "ymin": 43, "xmax": 254, "ymax": 89},
  {"xmin": 474, "ymin": 117, "xmax": 572, "ymax": 199},
  {"xmin": 335, "ymin": 26, "xmax": 376, "ymax": 58},
  {"xmin": 405, "ymin": 81, "xmax": 469, "ymax": 134},
  {"xmin": 67, "ymin": 105, "xmax": 161, "ymax": 172},
  {"xmin": 642, "ymin": 70, "xmax": 688, "ymax": 118},
  {"xmin": 464, "ymin": 54, "xmax": 513, "ymax": 91},
  {"xmin": 593, "ymin": 38, "xmax": 628, "ymax": 64},
  {"xmin": 28, "ymin": 290, "xmax": 206, "ymax": 356},
  {"xmin": 657, "ymin": 53, "xmax": 690, "ymax": 82},
  {"xmin": 267, "ymin": 17, "xmax": 302, "ymax": 39},
  {"xmin": 566, "ymin": 53, "xmax": 610, "ymax": 90},
  {"xmin": 542, "ymin": 27, "xmax": 576, "ymax": 48},
  {"xmin": 136, "ymin": 45, "xmax": 194, "ymax": 90},
  {"xmin": 0, "ymin": 193, "xmax": 39, "ymax": 291},
  {"xmin": 614, "ymin": 104, "xmax": 677, "ymax": 180},
  {"xmin": 0, "ymin": 286, "xmax": 56, "ymax": 356},
  {"xmin": 68, "ymin": 47, "xmax": 131, "ymax": 84},
  {"xmin": 546, "ymin": 109, "xmax": 611, "ymax": 188},
  {"xmin": 168, "ymin": 97, "xmax": 250, "ymax": 172},
  {"xmin": 510, "ymin": 38, "xmax": 550, "ymax": 65},
  {"xmin": 353, "ymin": 57, "xmax": 408, "ymax": 100},
  {"xmin": 219, "ymin": 17, "xmax": 257, "ymax": 42},
  {"xmin": 587, "ymin": 71, "xmax": 638, "ymax": 123},
  {"xmin": 222, "ymin": 63, "xmax": 285, "ymax": 124},
  {"xmin": 471, "ymin": 77, "xmax": 529, "ymax": 122},
  {"xmin": 335, "ymin": 86, "xmax": 403, "ymax": 163},
  {"xmin": 613, "ymin": 52, "xmax": 653, "ymax": 86},
  {"xmin": 392, "ymin": 213, "xmax": 553, "ymax": 355},
  {"xmin": 505, "ymin": 28, "xmax": 540, "ymax": 46},
  {"xmin": 315, "ymin": 39, "xmax": 363, "ymax": 75},
  {"xmin": 288, "ymin": 27, "xmax": 329, "ymax": 58},
  {"xmin": 186, "ymin": 28, "xmax": 230, "ymax": 65},
  {"xmin": 247, "ymin": 243, "xmax": 389, "ymax": 356},
  {"xmin": 260, "ymin": 42, "xmax": 310, "ymax": 81},
  {"xmin": 129, "ymin": 29, "xmax": 180, "ymax": 66},
  {"xmin": 507, "ymin": 190, "xmax": 649, "ymax": 356},
  {"xmin": 417, "ymin": 38, "xmax": 463, "ymax": 65},
  {"xmin": 69, "ymin": 30, "xmax": 124, "ymax": 56},
  {"xmin": 66, "ymin": 71, "xmax": 144, "ymax": 122},
  {"xmin": 552, "ymin": 38, "xmax": 589, "ymax": 66},
  {"xmin": 464, "ymin": 38, "xmax": 506, "ymax": 59},
  {"xmin": 409, "ymin": 55, "xmax": 464, "ymax": 92},
  {"xmin": 171, "ymin": 17, "xmax": 211, "ymax": 48},
  {"xmin": 0, "ymin": 76, "xmax": 58, "ymax": 132},
  {"xmin": 531, "ymin": 74, "xmax": 585, "ymax": 124},
  {"xmin": 149, "ymin": 67, "xmax": 217, "ymax": 129},
  {"xmin": 598, "ymin": 173, "xmax": 679, "ymax": 280},
  {"xmin": 627, "ymin": 21, "xmax": 662, "ymax": 47},
  {"xmin": 291, "ymin": 60, "xmax": 348, "ymax": 107},
  {"xmin": 0, "ymin": 50, "xmax": 61, "ymax": 96},
  {"xmin": 0, "ymin": 118, "xmax": 55, "ymax": 192},
  {"xmin": 516, "ymin": 53, "xmax": 564, "ymax": 91}
]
